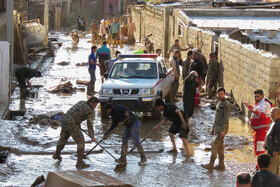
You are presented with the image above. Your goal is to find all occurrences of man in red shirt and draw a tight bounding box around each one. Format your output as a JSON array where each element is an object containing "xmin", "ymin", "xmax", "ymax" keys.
[{"xmin": 244, "ymin": 89, "xmax": 272, "ymax": 156}]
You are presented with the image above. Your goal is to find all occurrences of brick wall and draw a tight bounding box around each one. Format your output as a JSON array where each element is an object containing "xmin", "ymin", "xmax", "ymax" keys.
[
  {"xmin": 131, "ymin": 6, "xmax": 215, "ymax": 60},
  {"xmin": 131, "ymin": 7, "xmax": 142, "ymax": 43},
  {"xmin": 131, "ymin": 6, "xmax": 165, "ymax": 52},
  {"xmin": 170, "ymin": 9, "xmax": 215, "ymax": 62},
  {"xmin": 219, "ymin": 35, "xmax": 280, "ymax": 114},
  {"xmin": 143, "ymin": 6, "xmax": 164, "ymax": 52}
]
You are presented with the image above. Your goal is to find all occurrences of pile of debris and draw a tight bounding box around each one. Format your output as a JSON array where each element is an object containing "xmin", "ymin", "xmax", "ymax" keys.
[
  {"xmin": 57, "ymin": 61, "xmax": 70, "ymax": 66},
  {"xmin": 76, "ymin": 80, "xmax": 89, "ymax": 86},
  {"xmin": 75, "ymin": 62, "xmax": 88, "ymax": 66},
  {"xmin": 48, "ymin": 81, "xmax": 76, "ymax": 93},
  {"xmin": 29, "ymin": 111, "xmax": 64, "ymax": 126}
]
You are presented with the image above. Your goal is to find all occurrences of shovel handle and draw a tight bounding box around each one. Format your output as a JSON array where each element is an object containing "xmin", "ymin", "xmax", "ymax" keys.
[{"xmin": 85, "ymin": 124, "xmax": 120, "ymax": 156}]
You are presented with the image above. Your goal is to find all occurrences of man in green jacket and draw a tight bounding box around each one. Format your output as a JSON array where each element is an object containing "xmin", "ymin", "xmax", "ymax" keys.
[
  {"xmin": 201, "ymin": 87, "xmax": 231, "ymax": 171},
  {"xmin": 110, "ymin": 18, "xmax": 120, "ymax": 42},
  {"xmin": 96, "ymin": 41, "xmax": 111, "ymax": 84}
]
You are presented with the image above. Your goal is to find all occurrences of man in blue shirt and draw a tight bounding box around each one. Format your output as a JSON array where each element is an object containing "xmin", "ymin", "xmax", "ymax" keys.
[
  {"xmin": 87, "ymin": 46, "xmax": 99, "ymax": 95},
  {"xmin": 96, "ymin": 41, "xmax": 111, "ymax": 83}
]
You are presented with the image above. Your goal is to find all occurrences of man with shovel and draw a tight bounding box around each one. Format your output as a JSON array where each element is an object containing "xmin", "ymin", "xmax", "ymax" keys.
[
  {"xmin": 52, "ymin": 96, "xmax": 99, "ymax": 168},
  {"xmin": 153, "ymin": 99, "xmax": 191, "ymax": 157},
  {"xmin": 103, "ymin": 103, "xmax": 147, "ymax": 164}
]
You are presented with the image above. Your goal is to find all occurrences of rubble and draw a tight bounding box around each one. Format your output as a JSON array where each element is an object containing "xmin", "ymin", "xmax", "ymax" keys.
[
  {"xmin": 0, "ymin": 151, "xmax": 9, "ymax": 163},
  {"xmin": 75, "ymin": 62, "xmax": 88, "ymax": 66},
  {"xmin": 57, "ymin": 61, "xmax": 70, "ymax": 66},
  {"xmin": 76, "ymin": 80, "xmax": 89, "ymax": 86},
  {"xmin": 48, "ymin": 81, "xmax": 76, "ymax": 93},
  {"xmin": 29, "ymin": 111, "xmax": 64, "ymax": 126}
]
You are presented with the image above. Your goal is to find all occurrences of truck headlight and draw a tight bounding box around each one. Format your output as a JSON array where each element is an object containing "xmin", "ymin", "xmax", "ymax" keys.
[
  {"xmin": 102, "ymin": 88, "xmax": 113, "ymax": 95},
  {"xmin": 141, "ymin": 88, "xmax": 153, "ymax": 95}
]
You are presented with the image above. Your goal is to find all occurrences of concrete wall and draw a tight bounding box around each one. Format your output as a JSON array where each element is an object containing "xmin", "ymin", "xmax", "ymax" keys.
[
  {"xmin": 0, "ymin": 41, "xmax": 10, "ymax": 104},
  {"xmin": 0, "ymin": 13, "xmax": 6, "ymax": 41},
  {"xmin": 219, "ymin": 35, "xmax": 280, "ymax": 113}
]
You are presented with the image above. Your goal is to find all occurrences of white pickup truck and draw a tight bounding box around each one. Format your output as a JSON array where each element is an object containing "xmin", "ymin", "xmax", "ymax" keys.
[{"xmin": 99, "ymin": 54, "xmax": 175, "ymax": 119}]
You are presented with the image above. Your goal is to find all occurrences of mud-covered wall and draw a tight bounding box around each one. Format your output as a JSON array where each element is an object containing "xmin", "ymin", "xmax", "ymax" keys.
[{"xmin": 219, "ymin": 35, "xmax": 280, "ymax": 114}]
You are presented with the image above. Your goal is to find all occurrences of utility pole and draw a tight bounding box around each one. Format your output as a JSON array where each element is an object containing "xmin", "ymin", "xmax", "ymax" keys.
[
  {"xmin": 6, "ymin": 0, "xmax": 14, "ymax": 102},
  {"xmin": 44, "ymin": 0, "xmax": 49, "ymax": 44}
]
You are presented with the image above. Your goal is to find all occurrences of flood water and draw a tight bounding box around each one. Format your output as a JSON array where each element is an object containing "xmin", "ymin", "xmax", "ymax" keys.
[{"xmin": 0, "ymin": 33, "xmax": 255, "ymax": 187}]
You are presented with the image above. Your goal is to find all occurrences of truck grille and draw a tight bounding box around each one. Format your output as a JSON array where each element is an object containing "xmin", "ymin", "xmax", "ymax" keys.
[{"xmin": 112, "ymin": 89, "xmax": 139, "ymax": 95}]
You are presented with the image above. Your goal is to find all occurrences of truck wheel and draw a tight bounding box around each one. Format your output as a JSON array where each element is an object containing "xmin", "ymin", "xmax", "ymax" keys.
[
  {"xmin": 165, "ymin": 91, "xmax": 173, "ymax": 103},
  {"xmin": 151, "ymin": 107, "xmax": 161, "ymax": 120},
  {"xmin": 101, "ymin": 106, "xmax": 109, "ymax": 119}
]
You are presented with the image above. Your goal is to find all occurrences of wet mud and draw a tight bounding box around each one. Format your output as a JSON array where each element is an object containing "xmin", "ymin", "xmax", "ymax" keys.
[{"xmin": 0, "ymin": 33, "xmax": 255, "ymax": 186}]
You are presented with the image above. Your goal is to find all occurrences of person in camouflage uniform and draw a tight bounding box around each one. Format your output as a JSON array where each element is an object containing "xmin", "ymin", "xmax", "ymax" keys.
[
  {"xmin": 201, "ymin": 87, "xmax": 231, "ymax": 171},
  {"xmin": 53, "ymin": 96, "xmax": 99, "ymax": 168},
  {"xmin": 206, "ymin": 52, "xmax": 219, "ymax": 99}
]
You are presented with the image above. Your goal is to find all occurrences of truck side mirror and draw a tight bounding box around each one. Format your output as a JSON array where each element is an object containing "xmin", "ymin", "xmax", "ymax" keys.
[{"xmin": 159, "ymin": 73, "xmax": 166, "ymax": 79}]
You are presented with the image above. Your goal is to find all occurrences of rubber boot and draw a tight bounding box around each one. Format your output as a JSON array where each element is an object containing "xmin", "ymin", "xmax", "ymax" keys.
[
  {"xmin": 87, "ymin": 83, "xmax": 95, "ymax": 95},
  {"xmin": 76, "ymin": 148, "xmax": 90, "ymax": 168},
  {"xmin": 20, "ymin": 87, "xmax": 27, "ymax": 99},
  {"xmin": 117, "ymin": 145, "xmax": 127, "ymax": 164},
  {"xmin": 214, "ymin": 155, "xmax": 225, "ymax": 171},
  {"xmin": 52, "ymin": 145, "xmax": 63, "ymax": 161},
  {"xmin": 201, "ymin": 156, "xmax": 215, "ymax": 170},
  {"xmin": 137, "ymin": 145, "xmax": 147, "ymax": 164}
]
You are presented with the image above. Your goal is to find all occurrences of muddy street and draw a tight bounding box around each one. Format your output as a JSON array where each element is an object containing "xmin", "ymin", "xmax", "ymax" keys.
[{"xmin": 0, "ymin": 34, "xmax": 255, "ymax": 187}]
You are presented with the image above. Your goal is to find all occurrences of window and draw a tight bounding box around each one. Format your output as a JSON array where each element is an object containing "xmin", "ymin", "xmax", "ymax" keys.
[
  {"xmin": 178, "ymin": 25, "xmax": 182, "ymax": 37},
  {"xmin": 110, "ymin": 62, "xmax": 157, "ymax": 79},
  {"xmin": 158, "ymin": 63, "xmax": 163, "ymax": 74}
]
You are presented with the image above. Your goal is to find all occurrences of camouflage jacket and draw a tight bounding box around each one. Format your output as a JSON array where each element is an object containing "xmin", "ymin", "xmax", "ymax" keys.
[
  {"xmin": 61, "ymin": 101, "xmax": 94, "ymax": 138},
  {"xmin": 207, "ymin": 59, "xmax": 219, "ymax": 79},
  {"xmin": 213, "ymin": 98, "xmax": 231, "ymax": 135}
]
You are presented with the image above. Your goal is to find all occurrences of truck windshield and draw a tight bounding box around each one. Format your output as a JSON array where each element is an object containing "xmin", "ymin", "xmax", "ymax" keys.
[{"xmin": 110, "ymin": 62, "xmax": 157, "ymax": 79}]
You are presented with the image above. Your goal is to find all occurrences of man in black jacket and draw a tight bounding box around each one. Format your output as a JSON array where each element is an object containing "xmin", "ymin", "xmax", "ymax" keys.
[
  {"xmin": 265, "ymin": 107, "xmax": 280, "ymax": 175},
  {"xmin": 190, "ymin": 51, "xmax": 203, "ymax": 79},
  {"xmin": 103, "ymin": 103, "xmax": 146, "ymax": 164},
  {"xmin": 252, "ymin": 153, "xmax": 280, "ymax": 187},
  {"xmin": 15, "ymin": 67, "xmax": 41, "ymax": 99},
  {"xmin": 183, "ymin": 71, "xmax": 198, "ymax": 118}
]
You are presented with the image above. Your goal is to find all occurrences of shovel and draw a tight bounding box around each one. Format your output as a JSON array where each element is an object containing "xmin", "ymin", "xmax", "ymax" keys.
[
  {"xmin": 83, "ymin": 125, "xmax": 120, "ymax": 157},
  {"xmin": 80, "ymin": 128, "xmax": 121, "ymax": 163}
]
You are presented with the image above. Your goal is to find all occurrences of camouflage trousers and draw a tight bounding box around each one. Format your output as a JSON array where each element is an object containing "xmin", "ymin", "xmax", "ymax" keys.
[
  {"xmin": 210, "ymin": 135, "xmax": 224, "ymax": 161},
  {"xmin": 57, "ymin": 124, "xmax": 85, "ymax": 150}
]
